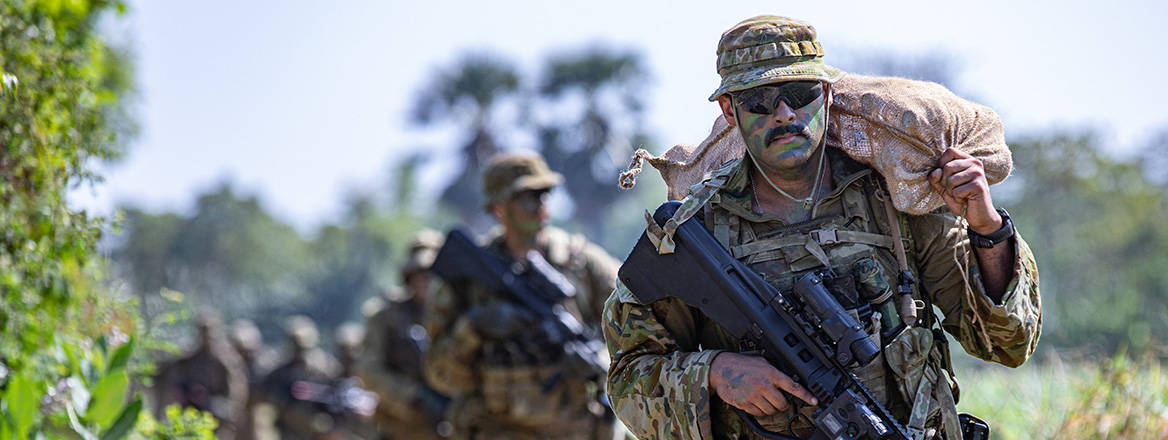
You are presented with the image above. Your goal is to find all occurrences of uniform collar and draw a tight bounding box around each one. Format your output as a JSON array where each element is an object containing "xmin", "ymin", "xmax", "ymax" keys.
[{"xmin": 713, "ymin": 147, "xmax": 872, "ymax": 223}]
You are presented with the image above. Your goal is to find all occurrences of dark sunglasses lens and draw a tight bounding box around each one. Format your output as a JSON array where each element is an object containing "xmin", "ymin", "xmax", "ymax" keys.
[
  {"xmin": 736, "ymin": 90, "xmax": 772, "ymax": 114},
  {"xmin": 734, "ymin": 82, "xmax": 822, "ymax": 114},
  {"xmin": 515, "ymin": 190, "xmax": 548, "ymax": 210},
  {"xmin": 776, "ymin": 81, "xmax": 823, "ymax": 108}
]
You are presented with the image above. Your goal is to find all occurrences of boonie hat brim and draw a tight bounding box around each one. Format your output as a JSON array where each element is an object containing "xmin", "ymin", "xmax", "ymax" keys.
[
  {"xmin": 709, "ymin": 58, "xmax": 844, "ymax": 101},
  {"xmin": 491, "ymin": 172, "xmax": 563, "ymax": 205}
]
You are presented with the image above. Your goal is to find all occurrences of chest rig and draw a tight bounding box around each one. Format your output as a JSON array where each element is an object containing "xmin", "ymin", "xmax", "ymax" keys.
[{"xmin": 660, "ymin": 157, "xmax": 966, "ymax": 439}]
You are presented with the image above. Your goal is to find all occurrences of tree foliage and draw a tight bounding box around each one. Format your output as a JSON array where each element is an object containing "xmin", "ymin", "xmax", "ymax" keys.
[
  {"xmin": 999, "ymin": 131, "xmax": 1168, "ymax": 355},
  {"xmin": 536, "ymin": 47, "xmax": 651, "ymax": 243},
  {"xmin": 113, "ymin": 183, "xmax": 435, "ymax": 348},
  {"xmin": 412, "ymin": 55, "xmax": 520, "ymax": 231},
  {"xmin": 0, "ymin": 1, "xmax": 164, "ymax": 437},
  {"xmin": 115, "ymin": 184, "xmax": 313, "ymax": 335}
]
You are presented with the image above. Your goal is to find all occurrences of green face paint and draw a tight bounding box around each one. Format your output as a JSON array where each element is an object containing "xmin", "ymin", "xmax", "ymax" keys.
[
  {"xmin": 503, "ymin": 190, "xmax": 548, "ymax": 238},
  {"xmin": 733, "ymin": 84, "xmax": 828, "ymax": 178}
]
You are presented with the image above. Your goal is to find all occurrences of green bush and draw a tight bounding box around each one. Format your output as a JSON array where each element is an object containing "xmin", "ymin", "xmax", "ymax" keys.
[
  {"xmin": 130, "ymin": 405, "xmax": 217, "ymax": 440},
  {"xmin": 1, "ymin": 1, "xmax": 152, "ymax": 438}
]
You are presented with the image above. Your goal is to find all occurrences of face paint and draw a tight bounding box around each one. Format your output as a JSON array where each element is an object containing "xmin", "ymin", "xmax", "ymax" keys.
[
  {"xmin": 733, "ymin": 83, "xmax": 828, "ymax": 178},
  {"xmin": 503, "ymin": 189, "xmax": 548, "ymax": 237}
]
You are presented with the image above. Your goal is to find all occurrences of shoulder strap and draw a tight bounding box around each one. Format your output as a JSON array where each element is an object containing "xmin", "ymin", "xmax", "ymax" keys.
[
  {"xmin": 876, "ymin": 178, "xmax": 925, "ymax": 327},
  {"xmin": 645, "ymin": 173, "xmax": 729, "ymax": 254}
]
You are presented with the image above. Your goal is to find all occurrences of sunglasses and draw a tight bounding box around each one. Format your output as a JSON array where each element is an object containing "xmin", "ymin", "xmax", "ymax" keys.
[
  {"xmin": 731, "ymin": 81, "xmax": 824, "ymax": 115},
  {"xmin": 511, "ymin": 189, "xmax": 550, "ymax": 212}
]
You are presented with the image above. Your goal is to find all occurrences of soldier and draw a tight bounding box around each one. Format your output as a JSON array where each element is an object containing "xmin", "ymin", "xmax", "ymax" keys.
[
  {"xmin": 357, "ymin": 229, "xmax": 452, "ymax": 440},
  {"xmin": 258, "ymin": 315, "xmax": 342, "ymax": 440},
  {"xmin": 604, "ymin": 16, "xmax": 1042, "ymax": 439},
  {"xmin": 153, "ymin": 310, "xmax": 248, "ymax": 439},
  {"xmin": 227, "ymin": 319, "xmax": 275, "ymax": 440},
  {"xmin": 424, "ymin": 152, "xmax": 621, "ymax": 440},
  {"xmin": 325, "ymin": 323, "xmax": 381, "ymax": 439}
]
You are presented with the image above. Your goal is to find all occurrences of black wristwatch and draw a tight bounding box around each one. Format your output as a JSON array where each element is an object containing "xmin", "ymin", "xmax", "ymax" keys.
[{"xmin": 968, "ymin": 208, "xmax": 1014, "ymax": 249}]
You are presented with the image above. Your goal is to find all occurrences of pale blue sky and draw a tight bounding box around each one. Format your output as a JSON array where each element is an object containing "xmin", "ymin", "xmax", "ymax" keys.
[{"xmin": 75, "ymin": 0, "xmax": 1168, "ymax": 231}]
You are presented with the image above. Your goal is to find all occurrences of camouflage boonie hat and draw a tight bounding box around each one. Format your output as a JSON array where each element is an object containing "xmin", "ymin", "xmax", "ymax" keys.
[
  {"xmin": 709, "ymin": 15, "xmax": 845, "ymax": 101},
  {"xmin": 483, "ymin": 152, "xmax": 563, "ymax": 206},
  {"xmin": 400, "ymin": 228, "xmax": 443, "ymax": 277}
]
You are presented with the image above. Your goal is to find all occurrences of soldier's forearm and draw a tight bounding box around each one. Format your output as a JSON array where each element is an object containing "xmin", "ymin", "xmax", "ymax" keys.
[{"xmin": 972, "ymin": 237, "xmax": 1015, "ymax": 303}]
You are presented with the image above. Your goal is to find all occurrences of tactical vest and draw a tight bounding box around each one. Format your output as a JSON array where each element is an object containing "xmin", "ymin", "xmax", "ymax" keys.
[
  {"xmin": 454, "ymin": 229, "xmax": 609, "ymax": 439},
  {"xmin": 662, "ymin": 159, "xmax": 964, "ymax": 440}
]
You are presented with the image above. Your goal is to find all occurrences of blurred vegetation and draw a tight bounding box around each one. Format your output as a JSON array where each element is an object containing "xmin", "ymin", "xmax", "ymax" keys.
[
  {"xmin": 0, "ymin": 0, "xmax": 218, "ymax": 437},
  {"xmin": 998, "ymin": 133, "xmax": 1168, "ymax": 357},
  {"xmin": 959, "ymin": 353, "xmax": 1167, "ymax": 440},
  {"xmin": 129, "ymin": 404, "xmax": 217, "ymax": 440},
  {"xmin": 411, "ymin": 55, "xmax": 518, "ymax": 232},
  {"xmin": 536, "ymin": 47, "xmax": 652, "ymax": 244}
]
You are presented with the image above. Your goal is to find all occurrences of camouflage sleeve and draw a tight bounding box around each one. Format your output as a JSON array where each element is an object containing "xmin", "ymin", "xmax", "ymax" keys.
[
  {"xmin": 356, "ymin": 308, "xmax": 424, "ymax": 419},
  {"xmin": 603, "ymin": 281, "xmax": 722, "ymax": 440},
  {"xmin": 909, "ymin": 212, "xmax": 1042, "ymax": 368},
  {"xmin": 422, "ymin": 282, "xmax": 480, "ymax": 396}
]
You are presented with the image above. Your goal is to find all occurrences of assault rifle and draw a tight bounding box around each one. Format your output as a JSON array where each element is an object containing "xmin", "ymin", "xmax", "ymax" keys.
[
  {"xmin": 431, "ymin": 229, "xmax": 607, "ymax": 378},
  {"xmin": 290, "ymin": 377, "xmax": 379, "ymax": 418},
  {"xmin": 618, "ymin": 201, "xmax": 908, "ymax": 440}
]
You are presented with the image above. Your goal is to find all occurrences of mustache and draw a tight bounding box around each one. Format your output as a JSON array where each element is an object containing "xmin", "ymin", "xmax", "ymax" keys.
[{"xmin": 764, "ymin": 122, "xmax": 811, "ymax": 144}]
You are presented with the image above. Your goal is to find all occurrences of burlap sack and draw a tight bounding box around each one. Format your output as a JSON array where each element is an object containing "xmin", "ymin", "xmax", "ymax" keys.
[{"xmin": 618, "ymin": 74, "xmax": 1012, "ymax": 215}]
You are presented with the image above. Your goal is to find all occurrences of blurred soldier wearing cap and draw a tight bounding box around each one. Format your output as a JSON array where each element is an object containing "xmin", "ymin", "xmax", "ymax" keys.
[
  {"xmin": 153, "ymin": 309, "xmax": 249, "ymax": 439},
  {"xmin": 603, "ymin": 16, "xmax": 1042, "ymax": 439},
  {"xmin": 358, "ymin": 229, "xmax": 452, "ymax": 439},
  {"xmin": 259, "ymin": 315, "xmax": 342, "ymax": 439},
  {"xmin": 423, "ymin": 152, "xmax": 621, "ymax": 439},
  {"xmin": 227, "ymin": 319, "xmax": 279, "ymax": 440}
]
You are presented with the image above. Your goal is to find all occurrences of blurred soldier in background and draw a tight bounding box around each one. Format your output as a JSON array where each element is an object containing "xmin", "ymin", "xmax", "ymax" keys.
[
  {"xmin": 228, "ymin": 319, "xmax": 279, "ymax": 440},
  {"xmin": 423, "ymin": 152, "xmax": 620, "ymax": 440},
  {"xmin": 322, "ymin": 323, "xmax": 381, "ymax": 439},
  {"xmin": 153, "ymin": 309, "xmax": 248, "ymax": 439},
  {"xmin": 358, "ymin": 229, "xmax": 452, "ymax": 439},
  {"xmin": 258, "ymin": 315, "xmax": 342, "ymax": 439}
]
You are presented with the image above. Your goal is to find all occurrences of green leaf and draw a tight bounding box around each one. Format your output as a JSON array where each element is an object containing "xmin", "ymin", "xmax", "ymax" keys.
[
  {"xmin": 106, "ymin": 338, "xmax": 133, "ymax": 373},
  {"xmin": 98, "ymin": 397, "xmax": 141, "ymax": 440},
  {"xmin": 6, "ymin": 373, "xmax": 42, "ymax": 439},
  {"xmin": 0, "ymin": 408, "xmax": 11, "ymax": 440},
  {"xmin": 86, "ymin": 370, "xmax": 128, "ymax": 429}
]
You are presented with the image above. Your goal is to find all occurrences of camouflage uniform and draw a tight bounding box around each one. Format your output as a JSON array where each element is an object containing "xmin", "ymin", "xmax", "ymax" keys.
[
  {"xmin": 423, "ymin": 153, "xmax": 620, "ymax": 440},
  {"xmin": 604, "ymin": 16, "xmax": 1042, "ymax": 440},
  {"xmin": 358, "ymin": 230, "xmax": 451, "ymax": 440},
  {"xmin": 154, "ymin": 311, "xmax": 249, "ymax": 439}
]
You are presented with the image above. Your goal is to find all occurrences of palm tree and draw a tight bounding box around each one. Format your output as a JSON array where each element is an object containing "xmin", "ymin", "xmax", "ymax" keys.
[
  {"xmin": 536, "ymin": 47, "xmax": 651, "ymax": 242},
  {"xmin": 412, "ymin": 54, "xmax": 521, "ymax": 232}
]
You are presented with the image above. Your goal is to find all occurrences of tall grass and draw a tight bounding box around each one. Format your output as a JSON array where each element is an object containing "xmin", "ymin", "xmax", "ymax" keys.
[{"xmin": 957, "ymin": 352, "xmax": 1168, "ymax": 439}]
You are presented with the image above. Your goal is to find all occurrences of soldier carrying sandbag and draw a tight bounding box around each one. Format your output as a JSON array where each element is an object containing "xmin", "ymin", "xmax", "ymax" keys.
[{"xmin": 609, "ymin": 15, "xmax": 1042, "ymax": 440}]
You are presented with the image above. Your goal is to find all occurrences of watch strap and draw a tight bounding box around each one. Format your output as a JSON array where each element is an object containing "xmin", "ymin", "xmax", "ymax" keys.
[{"xmin": 968, "ymin": 208, "xmax": 1014, "ymax": 248}]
